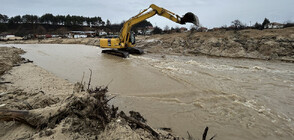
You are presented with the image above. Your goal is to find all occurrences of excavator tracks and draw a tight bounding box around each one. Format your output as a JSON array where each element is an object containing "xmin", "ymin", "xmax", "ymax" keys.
[
  {"xmin": 102, "ymin": 50, "xmax": 130, "ymax": 58},
  {"xmin": 101, "ymin": 47, "xmax": 143, "ymax": 58}
]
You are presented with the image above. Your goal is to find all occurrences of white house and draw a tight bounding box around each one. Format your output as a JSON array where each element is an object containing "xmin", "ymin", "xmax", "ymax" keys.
[
  {"xmin": 267, "ymin": 22, "xmax": 284, "ymax": 29},
  {"xmin": 0, "ymin": 35, "xmax": 23, "ymax": 41},
  {"xmin": 98, "ymin": 31, "xmax": 107, "ymax": 36}
]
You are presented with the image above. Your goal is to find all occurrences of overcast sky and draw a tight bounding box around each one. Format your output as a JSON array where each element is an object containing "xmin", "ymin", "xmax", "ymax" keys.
[{"xmin": 1, "ymin": 0, "xmax": 294, "ymax": 29}]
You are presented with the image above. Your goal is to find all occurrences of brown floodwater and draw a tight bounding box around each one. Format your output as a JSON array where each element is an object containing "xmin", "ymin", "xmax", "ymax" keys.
[{"xmin": 1, "ymin": 44, "xmax": 294, "ymax": 140}]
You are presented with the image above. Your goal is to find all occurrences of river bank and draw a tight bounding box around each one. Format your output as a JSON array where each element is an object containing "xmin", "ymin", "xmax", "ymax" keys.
[
  {"xmin": 136, "ymin": 27, "xmax": 294, "ymax": 62},
  {"xmin": 1, "ymin": 27, "xmax": 294, "ymax": 62}
]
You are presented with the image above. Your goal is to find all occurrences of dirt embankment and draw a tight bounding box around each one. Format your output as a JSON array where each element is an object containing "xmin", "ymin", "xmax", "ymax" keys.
[
  {"xmin": 137, "ymin": 27, "xmax": 294, "ymax": 62},
  {"xmin": 0, "ymin": 47, "xmax": 194, "ymax": 140},
  {"xmin": 0, "ymin": 47, "xmax": 25, "ymax": 76}
]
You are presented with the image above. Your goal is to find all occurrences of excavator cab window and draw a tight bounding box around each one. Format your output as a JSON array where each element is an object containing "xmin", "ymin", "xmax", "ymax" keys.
[{"xmin": 129, "ymin": 32, "xmax": 135, "ymax": 45}]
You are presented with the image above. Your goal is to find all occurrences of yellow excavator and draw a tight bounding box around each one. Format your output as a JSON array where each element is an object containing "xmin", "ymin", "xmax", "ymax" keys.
[{"xmin": 100, "ymin": 4, "xmax": 199, "ymax": 57}]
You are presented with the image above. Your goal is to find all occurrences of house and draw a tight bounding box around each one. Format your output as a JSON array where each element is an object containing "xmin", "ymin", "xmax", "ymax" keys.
[
  {"xmin": 98, "ymin": 30, "xmax": 107, "ymax": 37},
  {"xmin": 0, "ymin": 35, "xmax": 23, "ymax": 41},
  {"xmin": 137, "ymin": 29, "xmax": 143, "ymax": 35},
  {"xmin": 180, "ymin": 27, "xmax": 188, "ymax": 32},
  {"xmin": 68, "ymin": 31, "xmax": 96, "ymax": 38},
  {"xmin": 267, "ymin": 22, "xmax": 284, "ymax": 29},
  {"xmin": 197, "ymin": 27, "xmax": 208, "ymax": 32},
  {"xmin": 212, "ymin": 27, "xmax": 221, "ymax": 31},
  {"xmin": 0, "ymin": 35, "xmax": 5, "ymax": 40},
  {"xmin": 84, "ymin": 31, "xmax": 96, "ymax": 37},
  {"xmin": 36, "ymin": 35, "xmax": 46, "ymax": 39},
  {"xmin": 145, "ymin": 26, "xmax": 154, "ymax": 35}
]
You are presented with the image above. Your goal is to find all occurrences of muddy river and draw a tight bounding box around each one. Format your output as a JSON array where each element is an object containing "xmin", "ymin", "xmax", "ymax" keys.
[{"xmin": 1, "ymin": 44, "xmax": 294, "ymax": 140}]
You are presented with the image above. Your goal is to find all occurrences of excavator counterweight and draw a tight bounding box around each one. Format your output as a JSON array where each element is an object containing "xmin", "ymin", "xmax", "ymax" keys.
[{"xmin": 100, "ymin": 4, "xmax": 199, "ymax": 58}]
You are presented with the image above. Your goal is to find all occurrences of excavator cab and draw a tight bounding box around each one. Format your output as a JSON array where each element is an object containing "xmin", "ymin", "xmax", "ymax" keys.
[{"xmin": 129, "ymin": 32, "xmax": 135, "ymax": 45}]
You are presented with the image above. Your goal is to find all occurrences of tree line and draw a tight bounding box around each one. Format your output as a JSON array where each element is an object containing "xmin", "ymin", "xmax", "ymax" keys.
[
  {"xmin": 0, "ymin": 13, "xmax": 108, "ymax": 26},
  {"xmin": 224, "ymin": 18, "xmax": 294, "ymax": 30}
]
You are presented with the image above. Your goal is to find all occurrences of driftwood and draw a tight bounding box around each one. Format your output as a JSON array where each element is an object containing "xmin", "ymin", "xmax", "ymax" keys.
[
  {"xmin": 0, "ymin": 81, "xmax": 12, "ymax": 84},
  {"xmin": 0, "ymin": 109, "xmax": 36, "ymax": 128},
  {"xmin": 0, "ymin": 109, "xmax": 29, "ymax": 121},
  {"xmin": 187, "ymin": 127, "xmax": 216, "ymax": 140},
  {"xmin": 23, "ymin": 59, "xmax": 33, "ymax": 63},
  {"xmin": 87, "ymin": 69, "xmax": 92, "ymax": 90},
  {"xmin": 203, "ymin": 127, "xmax": 208, "ymax": 140},
  {"xmin": 0, "ymin": 92, "xmax": 8, "ymax": 97},
  {"xmin": 202, "ymin": 127, "xmax": 216, "ymax": 140},
  {"xmin": 0, "ymin": 86, "xmax": 115, "ymax": 130},
  {"xmin": 159, "ymin": 127, "xmax": 172, "ymax": 132},
  {"xmin": 0, "ymin": 72, "xmax": 118, "ymax": 132},
  {"xmin": 119, "ymin": 111, "xmax": 159, "ymax": 138},
  {"xmin": 12, "ymin": 59, "xmax": 33, "ymax": 67}
]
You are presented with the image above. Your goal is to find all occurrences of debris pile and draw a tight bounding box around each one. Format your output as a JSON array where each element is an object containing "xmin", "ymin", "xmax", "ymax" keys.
[{"xmin": 1, "ymin": 81, "xmax": 183, "ymax": 139}]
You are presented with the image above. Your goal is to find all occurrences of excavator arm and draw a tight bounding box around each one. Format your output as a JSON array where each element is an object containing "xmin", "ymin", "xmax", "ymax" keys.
[
  {"xmin": 119, "ymin": 4, "xmax": 199, "ymax": 48},
  {"xmin": 100, "ymin": 4, "xmax": 199, "ymax": 57}
]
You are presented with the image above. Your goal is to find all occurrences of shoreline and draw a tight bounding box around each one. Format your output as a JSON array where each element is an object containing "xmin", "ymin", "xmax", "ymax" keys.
[{"xmin": 2, "ymin": 27, "xmax": 294, "ymax": 63}]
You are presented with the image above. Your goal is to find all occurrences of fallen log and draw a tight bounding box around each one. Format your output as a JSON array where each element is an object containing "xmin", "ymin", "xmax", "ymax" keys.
[
  {"xmin": 119, "ymin": 111, "xmax": 159, "ymax": 138},
  {"xmin": 0, "ymin": 81, "xmax": 12, "ymax": 84},
  {"xmin": 0, "ymin": 92, "xmax": 8, "ymax": 97},
  {"xmin": 23, "ymin": 59, "xmax": 33, "ymax": 63},
  {"xmin": 0, "ymin": 109, "xmax": 36, "ymax": 128}
]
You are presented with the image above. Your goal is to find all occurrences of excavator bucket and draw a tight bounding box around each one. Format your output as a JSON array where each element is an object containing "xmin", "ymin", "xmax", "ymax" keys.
[{"xmin": 180, "ymin": 12, "xmax": 199, "ymax": 26}]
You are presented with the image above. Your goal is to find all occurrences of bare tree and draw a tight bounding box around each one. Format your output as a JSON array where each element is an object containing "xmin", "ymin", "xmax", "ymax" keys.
[
  {"xmin": 106, "ymin": 19, "xmax": 111, "ymax": 26},
  {"xmin": 231, "ymin": 19, "xmax": 245, "ymax": 30}
]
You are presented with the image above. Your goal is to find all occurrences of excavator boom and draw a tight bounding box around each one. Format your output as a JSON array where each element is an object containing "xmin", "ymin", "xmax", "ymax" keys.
[{"xmin": 100, "ymin": 4, "xmax": 199, "ymax": 57}]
